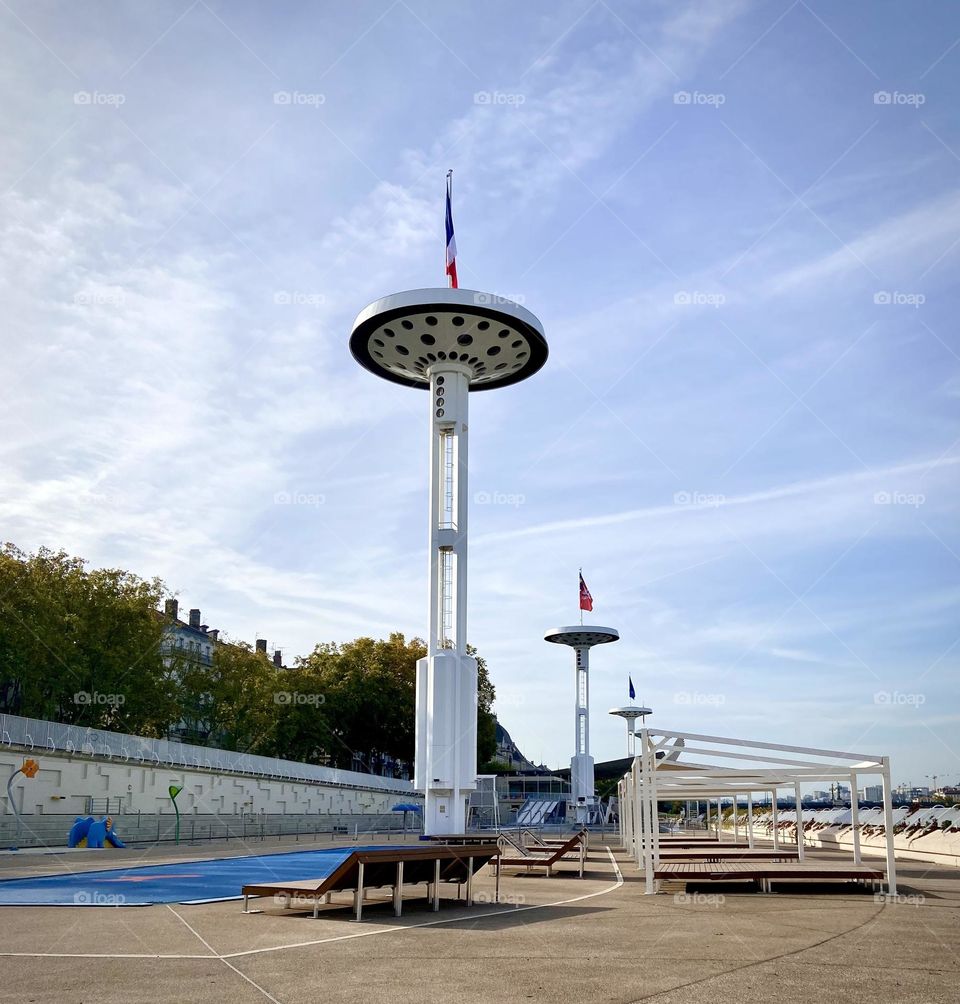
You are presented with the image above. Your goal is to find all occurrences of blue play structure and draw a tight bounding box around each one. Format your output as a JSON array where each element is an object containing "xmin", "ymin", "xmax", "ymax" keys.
[
  {"xmin": 67, "ymin": 816, "xmax": 125, "ymax": 849},
  {"xmin": 0, "ymin": 845, "xmax": 394, "ymax": 906}
]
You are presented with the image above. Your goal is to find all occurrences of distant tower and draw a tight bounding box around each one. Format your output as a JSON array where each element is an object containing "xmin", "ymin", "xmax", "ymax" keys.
[
  {"xmin": 351, "ymin": 288, "xmax": 547, "ymax": 834},
  {"xmin": 544, "ymin": 625, "xmax": 619, "ymax": 823},
  {"xmin": 609, "ymin": 705, "xmax": 652, "ymax": 758}
]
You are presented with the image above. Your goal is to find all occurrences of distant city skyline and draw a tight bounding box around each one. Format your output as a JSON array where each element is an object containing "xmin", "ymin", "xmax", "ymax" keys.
[{"xmin": 2, "ymin": 2, "xmax": 958, "ymax": 785}]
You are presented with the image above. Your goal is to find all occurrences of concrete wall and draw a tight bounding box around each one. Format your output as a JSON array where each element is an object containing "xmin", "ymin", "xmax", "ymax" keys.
[{"xmin": 1, "ymin": 750, "xmax": 416, "ymax": 821}]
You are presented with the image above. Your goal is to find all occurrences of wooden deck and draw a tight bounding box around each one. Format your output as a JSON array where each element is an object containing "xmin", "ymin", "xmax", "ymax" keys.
[
  {"xmin": 654, "ymin": 859, "xmax": 885, "ymax": 891},
  {"xmin": 242, "ymin": 844, "xmax": 499, "ymax": 922},
  {"xmin": 657, "ymin": 847, "xmax": 800, "ymax": 862}
]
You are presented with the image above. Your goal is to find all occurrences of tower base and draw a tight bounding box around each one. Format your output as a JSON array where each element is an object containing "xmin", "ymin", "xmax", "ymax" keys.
[
  {"xmin": 571, "ymin": 753, "xmax": 596, "ymax": 824},
  {"xmin": 414, "ymin": 652, "xmax": 478, "ymax": 835}
]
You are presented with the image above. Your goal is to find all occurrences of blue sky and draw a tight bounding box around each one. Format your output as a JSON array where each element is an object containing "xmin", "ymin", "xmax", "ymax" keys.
[{"xmin": 2, "ymin": 1, "xmax": 958, "ymax": 788}]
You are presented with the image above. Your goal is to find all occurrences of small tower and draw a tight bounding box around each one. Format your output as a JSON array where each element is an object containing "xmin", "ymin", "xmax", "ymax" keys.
[
  {"xmin": 609, "ymin": 705, "xmax": 652, "ymax": 757},
  {"xmin": 544, "ymin": 625, "xmax": 619, "ymax": 823}
]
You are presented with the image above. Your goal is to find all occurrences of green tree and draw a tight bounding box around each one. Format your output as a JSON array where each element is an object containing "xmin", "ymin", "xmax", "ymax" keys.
[{"xmin": 0, "ymin": 543, "xmax": 176, "ymax": 735}]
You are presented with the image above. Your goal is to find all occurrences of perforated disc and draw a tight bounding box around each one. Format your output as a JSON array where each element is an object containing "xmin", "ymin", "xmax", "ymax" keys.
[{"xmin": 350, "ymin": 288, "xmax": 548, "ymax": 390}]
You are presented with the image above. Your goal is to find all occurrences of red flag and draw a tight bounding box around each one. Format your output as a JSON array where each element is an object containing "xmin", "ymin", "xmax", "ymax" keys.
[
  {"xmin": 445, "ymin": 171, "xmax": 458, "ymax": 288},
  {"xmin": 579, "ymin": 573, "xmax": 593, "ymax": 612}
]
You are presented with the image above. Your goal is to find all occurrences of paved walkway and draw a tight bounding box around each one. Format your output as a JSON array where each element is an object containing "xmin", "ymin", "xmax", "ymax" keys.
[{"xmin": 0, "ymin": 837, "xmax": 956, "ymax": 1003}]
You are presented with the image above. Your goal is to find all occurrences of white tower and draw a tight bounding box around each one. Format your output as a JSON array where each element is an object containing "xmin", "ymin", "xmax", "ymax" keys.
[
  {"xmin": 544, "ymin": 626, "xmax": 619, "ymax": 824},
  {"xmin": 351, "ymin": 288, "xmax": 547, "ymax": 835},
  {"xmin": 609, "ymin": 705, "xmax": 652, "ymax": 758}
]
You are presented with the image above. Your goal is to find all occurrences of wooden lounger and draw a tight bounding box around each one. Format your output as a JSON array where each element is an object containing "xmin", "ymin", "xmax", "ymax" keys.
[
  {"xmin": 499, "ymin": 832, "xmax": 586, "ymax": 877},
  {"xmin": 242, "ymin": 844, "xmax": 499, "ymax": 922}
]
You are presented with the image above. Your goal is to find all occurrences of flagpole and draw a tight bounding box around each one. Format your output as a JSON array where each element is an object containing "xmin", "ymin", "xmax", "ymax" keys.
[
  {"xmin": 579, "ymin": 567, "xmax": 583, "ymax": 626},
  {"xmin": 446, "ymin": 169, "xmax": 453, "ymax": 287}
]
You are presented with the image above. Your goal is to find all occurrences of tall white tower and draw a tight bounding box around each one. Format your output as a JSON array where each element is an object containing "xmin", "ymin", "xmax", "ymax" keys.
[
  {"xmin": 351, "ymin": 288, "xmax": 547, "ymax": 834},
  {"xmin": 544, "ymin": 626, "xmax": 619, "ymax": 823}
]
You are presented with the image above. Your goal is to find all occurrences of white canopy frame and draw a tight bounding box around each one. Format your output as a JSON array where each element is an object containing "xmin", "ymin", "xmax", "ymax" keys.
[{"xmin": 618, "ymin": 728, "xmax": 896, "ymax": 896}]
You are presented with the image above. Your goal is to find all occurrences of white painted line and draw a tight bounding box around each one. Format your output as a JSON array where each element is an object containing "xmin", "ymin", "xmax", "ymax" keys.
[{"xmin": 0, "ymin": 849, "xmax": 625, "ymax": 964}]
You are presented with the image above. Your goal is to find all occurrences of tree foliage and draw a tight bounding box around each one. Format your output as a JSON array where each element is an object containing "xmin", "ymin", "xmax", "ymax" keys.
[{"xmin": 0, "ymin": 544, "xmax": 498, "ymax": 771}]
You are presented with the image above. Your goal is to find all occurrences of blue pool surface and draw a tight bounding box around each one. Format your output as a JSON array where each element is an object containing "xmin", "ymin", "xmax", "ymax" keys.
[{"xmin": 0, "ymin": 845, "xmax": 394, "ymax": 906}]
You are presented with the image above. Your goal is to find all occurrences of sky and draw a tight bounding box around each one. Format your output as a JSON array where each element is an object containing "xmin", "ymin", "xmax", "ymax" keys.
[{"xmin": 1, "ymin": 0, "xmax": 958, "ymax": 790}]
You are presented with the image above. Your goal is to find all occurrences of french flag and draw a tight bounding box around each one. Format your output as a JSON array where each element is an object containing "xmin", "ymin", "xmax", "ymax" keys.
[{"xmin": 445, "ymin": 171, "xmax": 458, "ymax": 288}]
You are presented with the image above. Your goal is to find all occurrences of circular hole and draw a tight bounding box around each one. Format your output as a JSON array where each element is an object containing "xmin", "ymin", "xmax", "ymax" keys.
[
  {"xmin": 437, "ymin": 397, "xmax": 444, "ymax": 407},
  {"xmin": 517, "ymin": 351, "xmax": 527, "ymax": 359},
  {"xmin": 374, "ymin": 351, "xmax": 384, "ymax": 359},
  {"xmin": 373, "ymin": 338, "xmax": 385, "ymax": 348},
  {"xmin": 421, "ymin": 334, "xmax": 436, "ymax": 346},
  {"xmin": 449, "ymin": 352, "xmax": 458, "ymax": 361},
  {"xmin": 498, "ymin": 329, "xmax": 510, "ymax": 338},
  {"xmin": 396, "ymin": 344, "xmax": 410, "ymax": 356},
  {"xmin": 494, "ymin": 363, "xmax": 507, "ymax": 370},
  {"xmin": 468, "ymin": 356, "xmax": 478, "ymax": 364},
  {"xmin": 436, "ymin": 408, "xmax": 444, "ymax": 418},
  {"xmin": 452, "ymin": 316, "xmax": 464, "ymax": 326},
  {"xmin": 427, "ymin": 352, "xmax": 437, "ymax": 361},
  {"xmin": 438, "ymin": 352, "xmax": 447, "ymax": 360},
  {"xmin": 477, "ymin": 321, "xmax": 490, "ymax": 331},
  {"xmin": 457, "ymin": 334, "xmax": 473, "ymax": 346},
  {"xmin": 425, "ymin": 315, "xmax": 438, "ymax": 326},
  {"xmin": 401, "ymin": 319, "xmax": 414, "ymax": 330},
  {"xmin": 384, "ymin": 328, "xmax": 395, "ymax": 338},
  {"xmin": 511, "ymin": 340, "xmax": 522, "ymax": 348},
  {"xmin": 436, "ymin": 375, "xmax": 444, "ymax": 384},
  {"xmin": 487, "ymin": 345, "xmax": 501, "ymax": 356}
]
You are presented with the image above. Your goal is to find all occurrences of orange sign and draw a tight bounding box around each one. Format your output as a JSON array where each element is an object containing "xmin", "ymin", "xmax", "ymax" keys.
[{"xmin": 21, "ymin": 759, "xmax": 39, "ymax": 778}]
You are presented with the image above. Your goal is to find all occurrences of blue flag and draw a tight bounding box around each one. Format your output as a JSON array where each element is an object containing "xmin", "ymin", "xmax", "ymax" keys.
[{"xmin": 629, "ymin": 676, "xmax": 636, "ymax": 700}]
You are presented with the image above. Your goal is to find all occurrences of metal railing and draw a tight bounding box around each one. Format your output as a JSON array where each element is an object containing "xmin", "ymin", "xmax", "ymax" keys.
[{"xmin": 0, "ymin": 713, "xmax": 415, "ymax": 796}]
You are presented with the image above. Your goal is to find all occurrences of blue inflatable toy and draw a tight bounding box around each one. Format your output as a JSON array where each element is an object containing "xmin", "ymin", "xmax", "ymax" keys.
[{"xmin": 67, "ymin": 815, "xmax": 125, "ymax": 848}]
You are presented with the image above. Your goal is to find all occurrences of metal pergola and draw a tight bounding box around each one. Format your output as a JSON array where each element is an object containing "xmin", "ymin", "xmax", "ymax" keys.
[{"xmin": 618, "ymin": 728, "xmax": 897, "ymax": 895}]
